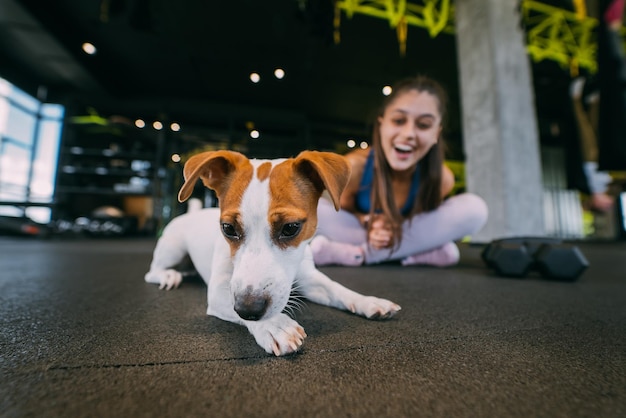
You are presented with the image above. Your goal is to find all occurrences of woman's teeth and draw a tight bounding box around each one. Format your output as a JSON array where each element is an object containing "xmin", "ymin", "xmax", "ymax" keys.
[{"xmin": 395, "ymin": 145, "xmax": 412, "ymax": 154}]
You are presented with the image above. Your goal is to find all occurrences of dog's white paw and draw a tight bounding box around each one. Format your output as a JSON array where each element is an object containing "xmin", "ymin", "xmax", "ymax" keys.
[
  {"xmin": 246, "ymin": 313, "xmax": 307, "ymax": 356},
  {"xmin": 159, "ymin": 269, "xmax": 183, "ymax": 290},
  {"xmin": 348, "ymin": 296, "xmax": 401, "ymax": 320},
  {"xmin": 145, "ymin": 269, "xmax": 183, "ymax": 290}
]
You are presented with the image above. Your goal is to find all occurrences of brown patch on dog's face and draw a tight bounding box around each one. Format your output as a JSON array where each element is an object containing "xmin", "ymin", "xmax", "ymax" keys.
[
  {"xmin": 218, "ymin": 162, "xmax": 253, "ymax": 211},
  {"xmin": 267, "ymin": 160, "xmax": 320, "ymax": 249},
  {"xmin": 212, "ymin": 158, "xmax": 254, "ymax": 256},
  {"xmin": 219, "ymin": 208, "xmax": 245, "ymax": 255},
  {"xmin": 256, "ymin": 162, "xmax": 272, "ymax": 182}
]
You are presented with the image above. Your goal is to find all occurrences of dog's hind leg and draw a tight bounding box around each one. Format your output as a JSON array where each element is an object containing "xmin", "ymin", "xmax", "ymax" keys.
[{"xmin": 145, "ymin": 234, "xmax": 188, "ymax": 290}]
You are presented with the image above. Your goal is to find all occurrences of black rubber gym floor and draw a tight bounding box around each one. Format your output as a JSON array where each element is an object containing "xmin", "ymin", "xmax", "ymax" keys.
[{"xmin": 1, "ymin": 237, "xmax": 625, "ymax": 417}]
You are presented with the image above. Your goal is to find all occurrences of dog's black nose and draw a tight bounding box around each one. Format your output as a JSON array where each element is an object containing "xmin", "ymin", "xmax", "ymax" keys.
[{"xmin": 234, "ymin": 290, "xmax": 270, "ymax": 321}]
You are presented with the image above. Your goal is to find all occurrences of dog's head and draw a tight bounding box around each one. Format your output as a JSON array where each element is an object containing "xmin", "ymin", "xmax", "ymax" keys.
[{"xmin": 178, "ymin": 150, "xmax": 350, "ymax": 321}]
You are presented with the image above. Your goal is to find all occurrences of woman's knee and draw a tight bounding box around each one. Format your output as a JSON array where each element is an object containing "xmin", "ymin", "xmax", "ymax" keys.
[
  {"xmin": 315, "ymin": 198, "xmax": 364, "ymax": 243},
  {"xmin": 315, "ymin": 198, "xmax": 337, "ymax": 234},
  {"xmin": 458, "ymin": 193, "xmax": 489, "ymax": 233},
  {"xmin": 317, "ymin": 197, "xmax": 337, "ymax": 217}
]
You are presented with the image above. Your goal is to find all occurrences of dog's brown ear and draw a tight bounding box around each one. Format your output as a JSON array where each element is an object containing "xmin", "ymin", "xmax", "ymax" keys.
[
  {"xmin": 178, "ymin": 150, "xmax": 249, "ymax": 202},
  {"xmin": 293, "ymin": 151, "xmax": 351, "ymax": 210}
]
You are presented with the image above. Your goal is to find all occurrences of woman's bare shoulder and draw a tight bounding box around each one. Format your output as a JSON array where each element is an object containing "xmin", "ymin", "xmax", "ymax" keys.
[
  {"xmin": 344, "ymin": 148, "xmax": 370, "ymax": 185},
  {"xmin": 345, "ymin": 148, "xmax": 370, "ymax": 169},
  {"xmin": 338, "ymin": 148, "xmax": 370, "ymax": 210}
]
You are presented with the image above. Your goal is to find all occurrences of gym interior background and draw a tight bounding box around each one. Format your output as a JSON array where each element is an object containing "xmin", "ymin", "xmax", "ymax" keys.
[{"xmin": 0, "ymin": 0, "xmax": 625, "ymax": 241}]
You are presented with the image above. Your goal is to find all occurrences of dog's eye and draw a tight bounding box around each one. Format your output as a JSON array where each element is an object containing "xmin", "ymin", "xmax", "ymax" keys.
[
  {"xmin": 280, "ymin": 222, "xmax": 301, "ymax": 239},
  {"xmin": 221, "ymin": 223, "xmax": 240, "ymax": 240}
]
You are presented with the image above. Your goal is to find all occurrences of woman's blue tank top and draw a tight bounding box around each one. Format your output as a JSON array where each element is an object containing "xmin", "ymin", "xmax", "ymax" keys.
[{"xmin": 355, "ymin": 150, "xmax": 420, "ymax": 216}]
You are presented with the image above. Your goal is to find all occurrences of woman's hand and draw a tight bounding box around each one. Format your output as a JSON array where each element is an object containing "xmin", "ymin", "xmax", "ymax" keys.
[{"xmin": 367, "ymin": 216, "xmax": 393, "ymax": 250}]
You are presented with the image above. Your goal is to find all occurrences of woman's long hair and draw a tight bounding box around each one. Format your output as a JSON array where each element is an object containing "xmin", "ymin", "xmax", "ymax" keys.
[{"xmin": 368, "ymin": 75, "xmax": 448, "ymax": 251}]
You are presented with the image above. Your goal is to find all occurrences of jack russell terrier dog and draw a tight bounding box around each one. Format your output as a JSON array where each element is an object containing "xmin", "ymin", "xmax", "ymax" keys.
[{"xmin": 145, "ymin": 150, "xmax": 401, "ymax": 356}]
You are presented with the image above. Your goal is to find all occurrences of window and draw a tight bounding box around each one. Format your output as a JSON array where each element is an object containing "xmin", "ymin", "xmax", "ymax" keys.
[{"xmin": 0, "ymin": 78, "xmax": 64, "ymax": 223}]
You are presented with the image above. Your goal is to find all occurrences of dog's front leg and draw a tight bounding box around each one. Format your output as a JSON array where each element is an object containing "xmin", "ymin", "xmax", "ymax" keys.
[
  {"xmin": 297, "ymin": 249, "xmax": 401, "ymax": 319},
  {"xmin": 208, "ymin": 280, "xmax": 307, "ymax": 355},
  {"xmin": 206, "ymin": 250, "xmax": 307, "ymax": 356},
  {"xmin": 243, "ymin": 315, "xmax": 307, "ymax": 356}
]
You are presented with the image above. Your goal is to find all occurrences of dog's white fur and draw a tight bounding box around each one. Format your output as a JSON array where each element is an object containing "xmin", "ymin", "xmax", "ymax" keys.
[{"xmin": 145, "ymin": 150, "xmax": 400, "ymax": 356}]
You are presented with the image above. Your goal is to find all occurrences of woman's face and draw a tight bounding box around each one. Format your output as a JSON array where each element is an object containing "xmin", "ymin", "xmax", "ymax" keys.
[{"xmin": 378, "ymin": 89, "xmax": 442, "ymax": 173}]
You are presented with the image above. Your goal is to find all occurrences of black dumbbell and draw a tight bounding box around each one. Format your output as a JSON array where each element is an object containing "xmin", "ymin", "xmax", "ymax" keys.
[
  {"xmin": 482, "ymin": 237, "xmax": 589, "ymax": 281},
  {"xmin": 482, "ymin": 241, "xmax": 534, "ymax": 277},
  {"xmin": 534, "ymin": 244, "xmax": 589, "ymax": 281},
  {"xmin": 481, "ymin": 237, "xmax": 562, "ymax": 270}
]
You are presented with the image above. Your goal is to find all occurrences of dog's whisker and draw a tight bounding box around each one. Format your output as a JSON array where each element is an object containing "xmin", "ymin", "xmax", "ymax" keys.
[
  {"xmin": 282, "ymin": 293, "xmax": 307, "ymax": 318},
  {"xmin": 283, "ymin": 306, "xmax": 295, "ymax": 318},
  {"xmin": 283, "ymin": 293, "xmax": 307, "ymax": 318},
  {"xmin": 282, "ymin": 306, "xmax": 295, "ymax": 318},
  {"xmin": 291, "ymin": 295, "xmax": 305, "ymax": 307},
  {"xmin": 290, "ymin": 282, "xmax": 305, "ymax": 293},
  {"xmin": 290, "ymin": 294, "xmax": 305, "ymax": 305}
]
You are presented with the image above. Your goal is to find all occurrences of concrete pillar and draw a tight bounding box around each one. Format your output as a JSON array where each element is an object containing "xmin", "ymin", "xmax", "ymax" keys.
[{"xmin": 455, "ymin": 0, "xmax": 545, "ymax": 242}]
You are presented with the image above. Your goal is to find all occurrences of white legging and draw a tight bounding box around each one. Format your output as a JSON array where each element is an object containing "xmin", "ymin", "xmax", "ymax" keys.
[{"xmin": 315, "ymin": 193, "xmax": 488, "ymax": 264}]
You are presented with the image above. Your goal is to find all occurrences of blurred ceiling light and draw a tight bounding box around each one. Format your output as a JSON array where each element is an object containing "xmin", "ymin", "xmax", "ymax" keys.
[
  {"xmin": 171, "ymin": 154, "xmax": 181, "ymax": 163},
  {"xmin": 135, "ymin": 119, "xmax": 146, "ymax": 128},
  {"xmin": 82, "ymin": 42, "xmax": 97, "ymax": 55},
  {"xmin": 250, "ymin": 129, "xmax": 260, "ymax": 139},
  {"xmin": 170, "ymin": 122, "xmax": 181, "ymax": 132},
  {"xmin": 347, "ymin": 139, "xmax": 356, "ymax": 148},
  {"xmin": 382, "ymin": 85, "xmax": 392, "ymax": 96},
  {"xmin": 250, "ymin": 72, "xmax": 261, "ymax": 83},
  {"xmin": 274, "ymin": 68, "xmax": 285, "ymax": 79},
  {"xmin": 360, "ymin": 141, "xmax": 369, "ymax": 149},
  {"xmin": 153, "ymin": 121, "xmax": 163, "ymax": 130}
]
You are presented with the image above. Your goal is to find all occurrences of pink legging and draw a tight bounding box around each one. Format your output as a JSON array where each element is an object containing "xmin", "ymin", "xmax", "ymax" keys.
[{"xmin": 315, "ymin": 193, "xmax": 488, "ymax": 264}]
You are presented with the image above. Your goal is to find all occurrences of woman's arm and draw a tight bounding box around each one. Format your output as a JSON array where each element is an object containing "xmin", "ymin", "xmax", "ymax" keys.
[
  {"xmin": 339, "ymin": 148, "xmax": 369, "ymax": 220},
  {"xmin": 441, "ymin": 164, "xmax": 455, "ymax": 198}
]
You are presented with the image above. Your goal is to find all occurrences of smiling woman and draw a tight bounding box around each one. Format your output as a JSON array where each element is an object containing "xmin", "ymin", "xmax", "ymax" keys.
[{"xmin": 310, "ymin": 75, "xmax": 489, "ymax": 267}]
